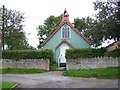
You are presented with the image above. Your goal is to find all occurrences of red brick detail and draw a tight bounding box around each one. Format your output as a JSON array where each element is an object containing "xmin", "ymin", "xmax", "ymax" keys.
[{"xmin": 55, "ymin": 39, "xmax": 74, "ymax": 50}]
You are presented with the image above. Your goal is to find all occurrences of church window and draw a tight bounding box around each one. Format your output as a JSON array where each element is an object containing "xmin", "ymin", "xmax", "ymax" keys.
[{"xmin": 61, "ymin": 24, "xmax": 70, "ymax": 39}]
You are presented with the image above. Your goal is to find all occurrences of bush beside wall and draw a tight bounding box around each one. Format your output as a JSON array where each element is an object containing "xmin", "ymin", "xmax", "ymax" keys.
[
  {"xmin": 66, "ymin": 48, "xmax": 106, "ymax": 59},
  {"xmin": 2, "ymin": 49, "xmax": 53, "ymax": 61},
  {"xmin": 105, "ymin": 49, "xmax": 120, "ymax": 57}
]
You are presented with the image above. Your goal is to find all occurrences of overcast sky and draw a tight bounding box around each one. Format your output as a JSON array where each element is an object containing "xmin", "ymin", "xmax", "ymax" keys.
[{"xmin": 1, "ymin": 0, "xmax": 114, "ymax": 48}]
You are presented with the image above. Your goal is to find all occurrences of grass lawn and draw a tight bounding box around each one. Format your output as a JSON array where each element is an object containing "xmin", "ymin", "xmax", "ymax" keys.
[
  {"xmin": 62, "ymin": 67, "xmax": 120, "ymax": 79},
  {"xmin": 0, "ymin": 68, "xmax": 48, "ymax": 74},
  {"xmin": 0, "ymin": 82, "xmax": 17, "ymax": 90}
]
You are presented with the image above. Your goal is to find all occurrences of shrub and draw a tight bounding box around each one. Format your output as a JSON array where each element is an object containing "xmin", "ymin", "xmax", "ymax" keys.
[
  {"xmin": 2, "ymin": 49, "xmax": 53, "ymax": 61},
  {"xmin": 66, "ymin": 48, "xmax": 106, "ymax": 59},
  {"xmin": 105, "ymin": 49, "xmax": 120, "ymax": 57},
  {"xmin": 50, "ymin": 63, "xmax": 58, "ymax": 71}
]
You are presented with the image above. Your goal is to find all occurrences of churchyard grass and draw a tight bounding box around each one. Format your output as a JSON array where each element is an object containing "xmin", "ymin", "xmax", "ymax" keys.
[
  {"xmin": 0, "ymin": 81, "xmax": 17, "ymax": 90},
  {"xmin": 0, "ymin": 68, "xmax": 48, "ymax": 74},
  {"xmin": 62, "ymin": 67, "xmax": 119, "ymax": 79}
]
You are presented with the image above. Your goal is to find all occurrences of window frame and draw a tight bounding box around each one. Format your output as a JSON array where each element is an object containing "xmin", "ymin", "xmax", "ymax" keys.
[{"xmin": 61, "ymin": 24, "xmax": 71, "ymax": 39}]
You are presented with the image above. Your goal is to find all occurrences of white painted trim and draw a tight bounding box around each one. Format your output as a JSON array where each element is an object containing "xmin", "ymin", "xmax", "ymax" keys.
[{"xmin": 59, "ymin": 46, "xmax": 69, "ymax": 64}]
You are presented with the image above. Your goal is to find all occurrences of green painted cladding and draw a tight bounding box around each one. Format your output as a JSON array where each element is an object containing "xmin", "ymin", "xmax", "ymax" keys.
[
  {"xmin": 42, "ymin": 24, "xmax": 90, "ymax": 63},
  {"xmin": 68, "ymin": 25, "xmax": 90, "ymax": 48}
]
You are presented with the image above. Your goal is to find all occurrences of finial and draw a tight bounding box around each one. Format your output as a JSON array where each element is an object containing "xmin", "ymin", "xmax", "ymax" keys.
[{"xmin": 64, "ymin": 8, "xmax": 67, "ymax": 14}]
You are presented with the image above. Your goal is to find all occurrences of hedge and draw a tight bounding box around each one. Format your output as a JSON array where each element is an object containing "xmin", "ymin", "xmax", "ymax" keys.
[
  {"xmin": 66, "ymin": 48, "xmax": 106, "ymax": 59},
  {"xmin": 2, "ymin": 49, "xmax": 53, "ymax": 61},
  {"xmin": 105, "ymin": 49, "xmax": 120, "ymax": 57}
]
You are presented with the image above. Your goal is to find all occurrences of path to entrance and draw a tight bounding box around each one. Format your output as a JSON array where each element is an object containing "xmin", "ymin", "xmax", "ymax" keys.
[{"xmin": 1, "ymin": 71, "xmax": 118, "ymax": 88}]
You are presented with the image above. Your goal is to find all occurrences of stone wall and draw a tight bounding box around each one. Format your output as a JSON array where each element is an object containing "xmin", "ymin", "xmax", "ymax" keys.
[
  {"xmin": 0, "ymin": 59, "xmax": 50, "ymax": 71},
  {"xmin": 67, "ymin": 57, "xmax": 119, "ymax": 70}
]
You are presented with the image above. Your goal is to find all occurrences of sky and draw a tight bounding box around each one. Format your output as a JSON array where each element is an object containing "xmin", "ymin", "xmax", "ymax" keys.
[{"xmin": 0, "ymin": 0, "xmax": 114, "ymax": 48}]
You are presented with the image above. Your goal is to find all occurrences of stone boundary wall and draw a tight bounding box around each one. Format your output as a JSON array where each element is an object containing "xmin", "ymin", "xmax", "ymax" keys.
[
  {"xmin": 0, "ymin": 59, "xmax": 50, "ymax": 71},
  {"xmin": 67, "ymin": 57, "xmax": 119, "ymax": 70}
]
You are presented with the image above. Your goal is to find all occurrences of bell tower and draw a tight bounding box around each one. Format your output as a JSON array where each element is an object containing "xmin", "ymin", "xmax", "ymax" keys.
[{"xmin": 62, "ymin": 9, "xmax": 69, "ymax": 22}]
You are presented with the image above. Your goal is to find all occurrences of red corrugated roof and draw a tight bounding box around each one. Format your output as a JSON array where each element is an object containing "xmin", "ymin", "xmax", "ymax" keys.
[
  {"xmin": 55, "ymin": 39, "xmax": 74, "ymax": 49},
  {"xmin": 41, "ymin": 11, "xmax": 92, "ymax": 46}
]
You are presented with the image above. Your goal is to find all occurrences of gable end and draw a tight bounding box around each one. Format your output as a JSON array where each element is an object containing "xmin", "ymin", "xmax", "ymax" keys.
[{"xmin": 41, "ymin": 11, "xmax": 92, "ymax": 47}]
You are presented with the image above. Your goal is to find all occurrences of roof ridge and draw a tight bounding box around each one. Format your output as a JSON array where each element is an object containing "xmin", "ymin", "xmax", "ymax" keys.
[{"xmin": 41, "ymin": 19, "xmax": 92, "ymax": 47}]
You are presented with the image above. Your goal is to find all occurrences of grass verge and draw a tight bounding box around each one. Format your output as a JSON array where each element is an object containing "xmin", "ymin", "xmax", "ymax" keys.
[
  {"xmin": 62, "ymin": 67, "xmax": 120, "ymax": 79},
  {"xmin": 0, "ymin": 68, "xmax": 48, "ymax": 74},
  {"xmin": 50, "ymin": 63, "xmax": 58, "ymax": 71},
  {"xmin": 0, "ymin": 82, "xmax": 17, "ymax": 90}
]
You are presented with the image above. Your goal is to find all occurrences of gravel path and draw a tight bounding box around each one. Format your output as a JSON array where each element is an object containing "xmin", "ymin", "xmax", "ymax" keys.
[{"xmin": 1, "ymin": 71, "xmax": 118, "ymax": 88}]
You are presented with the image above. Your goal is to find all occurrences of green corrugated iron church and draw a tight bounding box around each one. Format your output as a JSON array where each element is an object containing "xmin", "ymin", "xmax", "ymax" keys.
[{"xmin": 41, "ymin": 10, "xmax": 91, "ymax": 67}]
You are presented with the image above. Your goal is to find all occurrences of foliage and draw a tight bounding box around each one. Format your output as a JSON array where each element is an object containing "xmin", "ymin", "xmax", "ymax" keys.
[
  {"xmin": 0, "ymin": 51, "xmax": 1, "ymax": 59},
  {"xmin": 5, "ymin": 30, "xmax": 30, "ymax": 50},
  {"xmin": 50, "ymin": 63, "xmax": 58, "ymax": 71},
  {"xmin": 74, "ymin": 16, "xmax": 101, "ymax": 47},
  {"xmin": 88, "ymin": 1, "xmax": 120, "ymax": 47},
  {"xmin": 2, "ymin": 49, "xmax": 53, "ymax": 61},
  {"xmin": 74, "ymin": 16, "xmax": 95, "ymax": 33},
  {"xmin": 105, "ymin": 49, "xmax": 120, "ymax": 57},
  {"xmin": 0, "ymin": 5, "xmax": 29, "ymax": 50},
  {"xmin": 75, "ymin": 2, "xmax": 120, "ymax": 47},
  {"xmin": 0, "ymin": 31, "xmax": 2, "ymax": 50},
  {"xmin": 0, "ymin": 68, "xmax": 47, "ymax": 74},
  {"xmin": 66, "ymin": 48, "xmax": 106, "ymax": 59},
  {"xmin": 37, "ymin": 15, "xmax": 62, "ymax": 48},
  {"xmin": 62, "ymin": 67, "xmax": 119, "ymax": 79},
  {"xmin": 0, "ymin": 82, "xmax": 17, "ymax": 90},
  {"xmin": 37, "ymin": 2, "xmax": 120, "ymax": 48}
]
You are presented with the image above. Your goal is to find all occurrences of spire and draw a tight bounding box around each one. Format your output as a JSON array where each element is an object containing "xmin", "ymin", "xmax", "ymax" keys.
[
  {"xmin": 62, "ymin": 8, "xmax": 69, "ymax": 22},
  {"xmin": 64, "ymin": 8, "xmax": 67, "ymax": 14}
]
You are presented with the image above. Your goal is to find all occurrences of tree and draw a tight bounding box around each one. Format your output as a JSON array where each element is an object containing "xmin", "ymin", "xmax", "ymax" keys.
[
  {"xmin": 74, "ymin": 16, "xmax": 94, "ymax": 33},
  {"xmin": 37, "ymin": 15, "xmax": 62, "ymax": 48},
  {"xmin": 37, "ymin": 1, "xmax": 120, "ymax": 48},
  {"xmin": 5, "ymin": 30, "xmax": 29, "ymax": 50},
  {"xmin": 77, "ymin": 2, "xmax": 120, "ymax": 47},
  {"xmin": 90, "ymin": 1, "xmax": 120, "ymax": 47},
  {"xmin": 0, "ymin": 5, "xmax": 29, "ymax": 50},
  {"xmin": 73, "ymin": 16, "xmax": 99, "ymax": 46},
  {"xmin": 37, "ymin": 15, "xmax": 95, "ymax": 48}
]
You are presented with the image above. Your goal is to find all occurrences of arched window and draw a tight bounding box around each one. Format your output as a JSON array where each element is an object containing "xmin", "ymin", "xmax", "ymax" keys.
[{"xmin": 61, "ymin": 24, "xmax": 70, "ymax": 39}]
